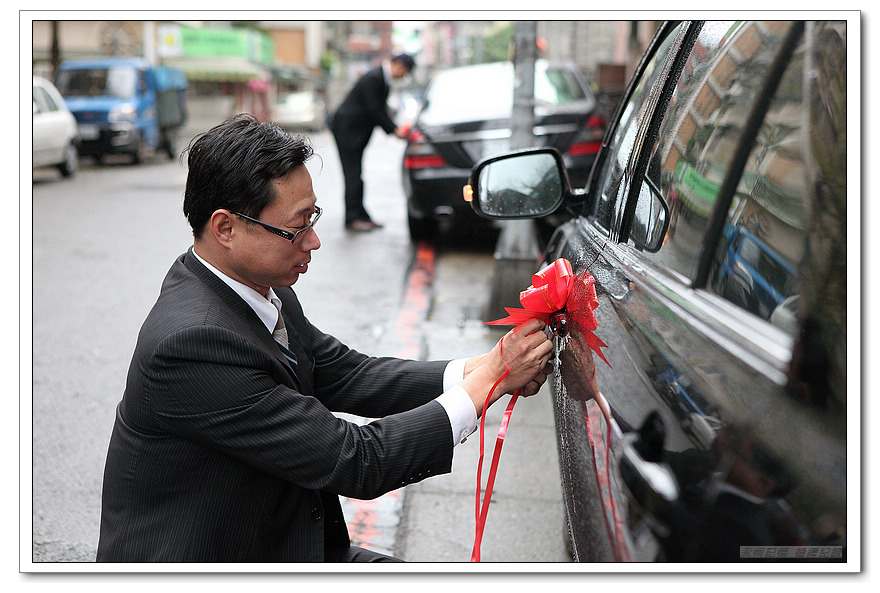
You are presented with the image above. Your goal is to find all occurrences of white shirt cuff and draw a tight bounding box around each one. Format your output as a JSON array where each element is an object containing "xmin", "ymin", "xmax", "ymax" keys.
[
  {"xmin": 436, "ymin": 385, "xmax": 478, "ymax": 446},
  {"xmin": 442, "ymin": 357, "xmax": 468, "ymax": 391},
  {"xmin": 436, "ymin": 358, "xmax": 477, "ymax": 446}
]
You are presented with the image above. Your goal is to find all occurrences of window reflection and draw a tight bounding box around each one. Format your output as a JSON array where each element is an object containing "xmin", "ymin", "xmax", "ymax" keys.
[
  {"xmin": 634, "ymin": 21, "xmax": 818, "ymax": 338},
  {"xmin": 708, "ymin": 23, "xmax": 813, "ymax": 333},
  {"xmin": 795, "ymin": 21, "xmax": 847, "ymax": 408},
  {"xmin": 642, "ymin": 22, "xmax": 794, "ymax": 281}
]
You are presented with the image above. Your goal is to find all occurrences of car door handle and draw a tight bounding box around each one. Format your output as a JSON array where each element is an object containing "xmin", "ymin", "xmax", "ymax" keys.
[{"xmin": 618, "ymin": 412, "xmax": 680, "ymax": 536}]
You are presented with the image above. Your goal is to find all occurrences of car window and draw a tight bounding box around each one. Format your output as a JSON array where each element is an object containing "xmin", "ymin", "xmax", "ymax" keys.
[
  {"xmin": 33, "ymin": 84, "xmax": 59, "ymax": 114},
  {"xmin": 137, "ymin": 69, "xmax": 148, "ymax": 95},
  {"xmin": 631, "ymin": 21, "xmax": 795, "ymax": 285},
  {"xmin": 536, "ymin": 67, "xmax": 588, "ymax": 104},
  {"xmin": 56, "ymin": 66, "xmax": 138, "ymax": 99},
  {"xmin": 588, "ymin": 22, "xmax": 687, "ymax": 231},
  {"xmin": 703, "ymin": 22, "xmax": 845, "ymax": 333}
]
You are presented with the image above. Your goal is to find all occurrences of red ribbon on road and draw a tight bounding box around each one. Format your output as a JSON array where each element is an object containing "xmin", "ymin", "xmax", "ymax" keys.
[{"xmin": 470, "ymin": 258, "xmax": 609, "ymax": 561}]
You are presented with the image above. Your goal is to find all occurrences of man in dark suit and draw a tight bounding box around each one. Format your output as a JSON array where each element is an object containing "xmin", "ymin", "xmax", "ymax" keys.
[
  {"xmin": 330, "ymin": 54, "xmax": 414, "ymax": 231},
  {"xmin": 96, "ymin": 114, "xmax": 552, "ymax": 562}
]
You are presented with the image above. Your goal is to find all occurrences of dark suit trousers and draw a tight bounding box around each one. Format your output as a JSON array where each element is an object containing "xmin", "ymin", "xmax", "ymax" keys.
[
  {"xmin": 333, "ymin": 131, "xmax": 370, "ymax": 224},
  {"xmin": 326, "ymin": 545, "xmax": 404, "ymax": 562}
]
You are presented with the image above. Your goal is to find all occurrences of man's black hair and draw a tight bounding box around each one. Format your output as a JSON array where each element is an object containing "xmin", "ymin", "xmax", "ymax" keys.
[
  {"xmin": 392, "ymin": 53, "xmax": 415, "ymax": 72},
  {"xmin": 182, "ymin": 114, "xmax": 315, "ymax": 238}
]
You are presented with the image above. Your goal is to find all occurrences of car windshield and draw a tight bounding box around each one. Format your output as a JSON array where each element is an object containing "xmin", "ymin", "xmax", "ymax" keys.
[
  {"xmin": 419, "ymin": 61, "xmax": 588, "ymax": 124},
  {"xmin": 55, "ymin": 66, "xmax": 138, "ymax": 99}
]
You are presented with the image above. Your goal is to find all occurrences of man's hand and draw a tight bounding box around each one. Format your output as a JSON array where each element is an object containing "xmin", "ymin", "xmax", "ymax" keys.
[{"xmin": 460, "ymin": 319, "xmax": 553, "ymax": 416}]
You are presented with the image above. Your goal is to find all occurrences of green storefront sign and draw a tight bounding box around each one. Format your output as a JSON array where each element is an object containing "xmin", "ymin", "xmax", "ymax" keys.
[
  {"xmin": 158, "ymin": 23, "xmax": 273, "ymax": 64},
  {"xmin": 673, "ymin": 160, "xmax": 720, "ymax": 218},
  {"xmin": 180, "ymin": 28, "xmax": 272, "ymax": 63}
]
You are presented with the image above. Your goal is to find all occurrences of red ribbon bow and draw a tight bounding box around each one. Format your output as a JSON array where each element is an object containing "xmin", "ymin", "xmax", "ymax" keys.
[{"xmin": 486, "ymin": 258, "xmax": 609, "ymax": 366}]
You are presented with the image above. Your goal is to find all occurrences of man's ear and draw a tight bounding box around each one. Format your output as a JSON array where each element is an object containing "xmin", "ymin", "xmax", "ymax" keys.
[{"xmin": 209, "ymin": 209, "xmax": 236, "ymax": 247}]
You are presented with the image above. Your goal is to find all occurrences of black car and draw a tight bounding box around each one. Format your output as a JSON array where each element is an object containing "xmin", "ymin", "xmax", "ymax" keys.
[
  {"xmin": 467, "ymin": 20, "xmax": 849, "ymax": 563},
  {"xmin": 402, "ymin": 59, "xmax": 605, "ymax": 241}
]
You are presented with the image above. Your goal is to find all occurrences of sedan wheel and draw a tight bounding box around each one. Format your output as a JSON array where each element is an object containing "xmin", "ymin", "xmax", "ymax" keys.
[{"xmin": 57, "ymin": 143, "xmax": 79, "ymax": 178}]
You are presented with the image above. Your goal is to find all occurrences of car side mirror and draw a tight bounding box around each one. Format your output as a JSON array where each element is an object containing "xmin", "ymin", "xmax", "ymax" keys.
[
  {"xmin": 629, "ymin": 176, "xmax": 670, "ymax": 252},
  {"xmin": 466, "ymin": 148, "xmax": 569, "ymax": 219}
]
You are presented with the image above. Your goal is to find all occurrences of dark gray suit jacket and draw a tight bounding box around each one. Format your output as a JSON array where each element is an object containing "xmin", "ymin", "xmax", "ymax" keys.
[
  {"xmin": 330, "ymin": 66, "xmax": 396, "ymax": 150},
  {"xmin": 96, "ymin": 249, "xmax": 453, "ymax": 562}
]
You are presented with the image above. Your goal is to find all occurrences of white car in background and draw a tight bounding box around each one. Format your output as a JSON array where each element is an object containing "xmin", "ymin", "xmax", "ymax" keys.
[
  {"xmin": 32, "ymin": 76, "xmax": 79, "ymax": 178},
  {"xmin": 271, "ymin": 90, "xmax": 326, "ymax": 133}
]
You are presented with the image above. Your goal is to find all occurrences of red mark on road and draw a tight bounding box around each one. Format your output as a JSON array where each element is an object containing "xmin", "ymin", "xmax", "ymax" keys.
[
  {"xmin": 343, "ymin": 241, "xmax": 437, "ymax": 554},
  {"xmin": 393, "ymin": 240, "xmax": 436, "ymax": 359}
]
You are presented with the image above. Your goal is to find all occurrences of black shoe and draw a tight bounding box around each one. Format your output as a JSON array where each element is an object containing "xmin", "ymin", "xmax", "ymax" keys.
[{"xmin": 346, "ymin": 220, "xmax": 377, "ymax": 232}]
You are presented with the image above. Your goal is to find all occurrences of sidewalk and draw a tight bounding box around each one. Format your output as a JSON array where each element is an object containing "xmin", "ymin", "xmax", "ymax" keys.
[{"xmin": 393, "ymin": 248, "xmax": 570, "ymax": 563}]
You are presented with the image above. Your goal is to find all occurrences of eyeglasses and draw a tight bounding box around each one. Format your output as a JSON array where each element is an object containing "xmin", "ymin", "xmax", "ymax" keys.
[{"xmin": 234, "ymin": 206, "xmax": 322, "ymax": 244}]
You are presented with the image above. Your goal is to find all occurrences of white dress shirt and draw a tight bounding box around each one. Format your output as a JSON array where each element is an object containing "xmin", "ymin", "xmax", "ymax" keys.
[{"xmin": 192, "ymin": 249, "xmax": 478, "ymax": 446}]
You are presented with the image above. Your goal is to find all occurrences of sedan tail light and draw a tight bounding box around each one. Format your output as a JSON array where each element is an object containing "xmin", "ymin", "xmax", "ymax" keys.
[
  {"xmin": 566, "ymin": 114, "xmax": 605, "ymax": 157},
  {"xmin": 403, "ymin": 128, "xmax": 448, "ymax": 169}
]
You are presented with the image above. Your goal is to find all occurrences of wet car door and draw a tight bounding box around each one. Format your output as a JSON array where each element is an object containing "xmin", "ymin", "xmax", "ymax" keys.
[
  {"xmin": 549, "ymin": 20, "xmax": 846, "ymax": 562},
  {"xmin": 546, "ymin": 21, "xmax": 695, "ymax": 562}
]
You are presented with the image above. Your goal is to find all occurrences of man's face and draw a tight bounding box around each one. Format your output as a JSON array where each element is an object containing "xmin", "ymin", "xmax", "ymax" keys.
[
  {"xmin": 227, "ymin": 166, "xmax": 321, "ymax": 294},
  {"xmin": 390, "ymin": 61, "xmax": 411, "ymax": 80}
]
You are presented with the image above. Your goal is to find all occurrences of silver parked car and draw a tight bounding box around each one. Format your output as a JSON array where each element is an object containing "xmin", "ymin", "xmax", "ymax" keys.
[{"xmin": 32, "ymin": 76, "xmax": 79, "ymax": 178}]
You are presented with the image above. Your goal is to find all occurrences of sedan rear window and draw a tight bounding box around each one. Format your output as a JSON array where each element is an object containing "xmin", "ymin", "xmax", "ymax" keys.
[{"xmin": 420, "ymin": 61, "xmax": 589, "ymax": 125}]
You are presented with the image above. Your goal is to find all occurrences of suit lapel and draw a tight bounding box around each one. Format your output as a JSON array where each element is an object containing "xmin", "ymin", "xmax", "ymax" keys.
[{"xmin": 181, "ymin": 250, "xmax": 303, "ymax": 391}]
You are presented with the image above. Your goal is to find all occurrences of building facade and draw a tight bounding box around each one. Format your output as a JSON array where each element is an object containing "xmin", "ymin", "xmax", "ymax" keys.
[{"xmin": 31, "ymin": 19, "xmax": 654, "ymax": 132}]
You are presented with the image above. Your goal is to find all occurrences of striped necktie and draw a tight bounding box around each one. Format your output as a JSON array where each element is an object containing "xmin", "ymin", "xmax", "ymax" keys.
[
  {"xmin": 271, "ymin": 299, "xmax": 289, "ymax": 348},
  {"xmin": 270, "ymin": 298, "xmax": 297, "ymax": 368}
]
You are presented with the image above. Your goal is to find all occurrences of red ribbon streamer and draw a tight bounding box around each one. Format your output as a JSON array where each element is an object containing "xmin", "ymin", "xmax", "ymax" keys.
[
  {"xmin": 470, "ymin": 258, "xmax": 610, "ymax": 561},
  {"xmin": 470, "ymin": 356, "xmax": 519, "ymax": 562}
]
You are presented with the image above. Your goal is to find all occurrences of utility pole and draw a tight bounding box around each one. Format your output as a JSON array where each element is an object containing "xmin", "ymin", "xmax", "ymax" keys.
[
  {"xmin": 50, "ymin": 21, "xmax": 60, "ymax": 78},
  {"xmin": 484, "ymin": 21, "xmax": 541, "ymax": 322}
]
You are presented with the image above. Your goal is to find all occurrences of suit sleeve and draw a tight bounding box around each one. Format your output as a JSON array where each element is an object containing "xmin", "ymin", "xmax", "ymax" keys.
[
  {"xmin": 141, "ymin": 324, "xmax": 454, "ymax": 499},
  {"xmin": 307, "ymin": 321, "xmax": 450, "ymax": 417}
]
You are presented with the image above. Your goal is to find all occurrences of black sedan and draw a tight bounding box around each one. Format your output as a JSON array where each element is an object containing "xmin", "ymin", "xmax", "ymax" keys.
[
  {"xmin": 467, "ymin": 20, "xmax": 850, "ymax": 564},
  {"xmin": 402, "ymin": 59, "xmax": 605, "ymax": 242}
]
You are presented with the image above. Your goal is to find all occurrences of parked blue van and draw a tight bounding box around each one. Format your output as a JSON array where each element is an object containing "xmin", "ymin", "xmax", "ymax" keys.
[
  {"xmin": 716, "ymin": 224, "xmax": 798, "ymax": 321},
  {"xmin": 55, "ymin": 58, "xmax": 187, "ymax": 163}
]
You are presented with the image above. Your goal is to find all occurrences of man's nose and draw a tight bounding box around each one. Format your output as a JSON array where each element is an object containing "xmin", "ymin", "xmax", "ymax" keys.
[{"xmin": 302, "ymin": 227, "xmax": 321, "ymax": 251}]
